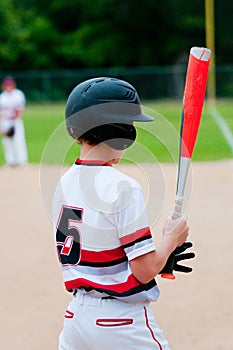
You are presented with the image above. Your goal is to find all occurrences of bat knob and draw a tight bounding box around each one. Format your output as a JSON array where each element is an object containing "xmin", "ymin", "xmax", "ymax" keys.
[{"xmin": 161, "ymin": 273, "xmax": 176, "ymax": 280}]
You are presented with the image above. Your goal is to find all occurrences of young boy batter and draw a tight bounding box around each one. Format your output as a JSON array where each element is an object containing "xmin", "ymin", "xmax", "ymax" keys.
[{"xmin": 52, "ymin": 77, "xmax": 193, "ymax": 349}]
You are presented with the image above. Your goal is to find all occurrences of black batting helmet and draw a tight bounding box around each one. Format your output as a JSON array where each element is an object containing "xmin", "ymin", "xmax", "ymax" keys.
[{"xmin": 65, "ymin": 77, "xmax": 154, "ymax": 150}]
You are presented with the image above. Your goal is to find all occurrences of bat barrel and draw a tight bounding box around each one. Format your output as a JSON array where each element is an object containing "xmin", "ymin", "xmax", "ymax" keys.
[{"xmin": 181, "ymin": 47, "xmax": 211, "ymax": 158}]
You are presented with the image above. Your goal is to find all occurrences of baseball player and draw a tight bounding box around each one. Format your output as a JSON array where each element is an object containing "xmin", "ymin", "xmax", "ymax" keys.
[
  {"xmin": 52, "ymin": 77, "xmax": 195, "ymax": 349},
  {"xmin": 0, "ymin": 76, "xmax": 28, "ymax": 166}
]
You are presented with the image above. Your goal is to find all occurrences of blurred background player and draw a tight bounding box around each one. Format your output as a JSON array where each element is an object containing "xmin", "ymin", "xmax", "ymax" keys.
[
  {"xmin": 0, "ymin": 76, "xmax": 28, "ymax": 167},
  {"xmin": 52, "ymin": 77, "xmax": 194, "ymax": 350}
]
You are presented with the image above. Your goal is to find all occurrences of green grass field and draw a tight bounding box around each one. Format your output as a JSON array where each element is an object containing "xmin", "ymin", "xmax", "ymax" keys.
[{"xmin": 0, "ymin": 99, "xmax": 232, "ymax": 166}]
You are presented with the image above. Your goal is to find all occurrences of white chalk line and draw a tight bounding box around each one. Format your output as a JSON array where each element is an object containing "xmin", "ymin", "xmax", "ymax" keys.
[{"xmin": 208, "ymin": 106, "xmax": 233, "ymax": 155}]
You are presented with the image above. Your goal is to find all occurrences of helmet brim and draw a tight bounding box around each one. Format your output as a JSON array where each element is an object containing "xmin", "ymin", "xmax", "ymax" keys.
[{"xmin": 133, "ymin": 112, "xmax": 154, "ymax": 122}]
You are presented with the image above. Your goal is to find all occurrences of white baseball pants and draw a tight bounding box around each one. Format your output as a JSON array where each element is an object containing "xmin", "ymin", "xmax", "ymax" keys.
[
  {"xmin": 59, "ymin": 292, "xmax": 170, "ymax": 350},
  {"xmin": 1, "ymin": 118, "xmax": 28, "ymax": 166}
]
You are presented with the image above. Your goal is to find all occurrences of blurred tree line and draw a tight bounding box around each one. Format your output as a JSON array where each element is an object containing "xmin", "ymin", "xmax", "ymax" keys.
[{"xmin": 0, "ymin": 0, "xmax": 232, "ymax": 71}]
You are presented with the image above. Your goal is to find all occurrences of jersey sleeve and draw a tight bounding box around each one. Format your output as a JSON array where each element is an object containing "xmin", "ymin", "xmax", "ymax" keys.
[{"xmin": 113, "ymin": 186, "xmax": 156, "ymax": 261}]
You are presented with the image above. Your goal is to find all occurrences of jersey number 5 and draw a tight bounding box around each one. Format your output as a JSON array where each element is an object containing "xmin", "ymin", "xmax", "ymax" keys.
[{"xmin": 56, "ymin": 206, "xmax": 83, "ymax": 266}]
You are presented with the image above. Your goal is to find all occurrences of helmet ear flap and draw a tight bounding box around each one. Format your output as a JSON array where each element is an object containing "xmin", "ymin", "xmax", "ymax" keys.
[
  {"xmin": 78, "ymin": 123, "xmax": 136, "ymax": 150},
  {"xmin": 104, "ymin": 124, "xmax": 136, "ymax": 150}
]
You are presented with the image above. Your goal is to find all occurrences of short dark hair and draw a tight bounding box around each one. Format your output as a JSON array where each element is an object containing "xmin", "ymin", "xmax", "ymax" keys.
[{"xmin": 77, "ymin": 134, "xmax": 99, "ymax": 146}]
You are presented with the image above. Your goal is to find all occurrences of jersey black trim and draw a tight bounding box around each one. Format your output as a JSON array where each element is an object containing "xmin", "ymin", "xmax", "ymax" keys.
[
  {"xmin": 79, "ymin": 256, "xmax": 128, "ymax": 268},
  {"xmin": 78, "ymin": 279, "xmax": 157, "ymax": 297},
  {"xmin": 75, "ymin": 158, "xmax": 111, "ymax": 166},
  {"xmin": 121, "ymin": 234, "xmax": 153, "ymax": 250}
]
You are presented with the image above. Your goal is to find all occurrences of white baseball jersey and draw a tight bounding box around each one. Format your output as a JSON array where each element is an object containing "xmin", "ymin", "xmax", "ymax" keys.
[
  {"xmin": 52, "ymin": 158, "xmax": 160, "ymax": 303},
  {"xmin": 0, "ymin": 88, "xmax": 25, "ymax": 120}
]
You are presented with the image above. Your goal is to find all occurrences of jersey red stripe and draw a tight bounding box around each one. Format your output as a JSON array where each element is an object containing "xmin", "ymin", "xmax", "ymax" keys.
[
  {"xmin": 81, "ymin": 246, "xmax": 126, "ymax": 263},
  {"xmin": 119, "ymin": 227, "xmax": 151, "ymax": 246}
]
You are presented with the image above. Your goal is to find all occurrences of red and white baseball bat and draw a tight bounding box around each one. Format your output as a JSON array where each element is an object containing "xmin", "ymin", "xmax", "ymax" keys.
[{"xmin": 161, "ymin": 46, "xmax": 211, "ymax": 279}]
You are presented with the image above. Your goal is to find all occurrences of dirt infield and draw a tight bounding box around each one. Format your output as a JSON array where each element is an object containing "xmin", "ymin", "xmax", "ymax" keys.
[{"xmin": 0, "ymin": 160, "xmax": 232, "ymax": 350}]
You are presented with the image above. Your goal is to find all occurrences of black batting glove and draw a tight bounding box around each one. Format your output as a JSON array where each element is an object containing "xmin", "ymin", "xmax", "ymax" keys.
[{"xmin": 160, "ymin": 241, "xmax": 195, "ymax": 277}]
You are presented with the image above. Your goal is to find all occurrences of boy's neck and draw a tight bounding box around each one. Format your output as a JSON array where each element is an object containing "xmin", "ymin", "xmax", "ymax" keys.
[{"xmin": 80, "ymin": 142, "xmax": 124, "ymax": 165}]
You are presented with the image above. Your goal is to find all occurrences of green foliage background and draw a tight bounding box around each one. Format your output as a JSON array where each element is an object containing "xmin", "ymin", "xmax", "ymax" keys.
[{"xmin": 0, "ymin": 0, "xmax": 232, "ymax": 70}]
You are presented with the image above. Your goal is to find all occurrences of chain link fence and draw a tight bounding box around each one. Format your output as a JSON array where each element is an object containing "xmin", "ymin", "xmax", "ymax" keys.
[{"xmin": 0, "ymin": 65, "xmax": 232, "ymax": 102}]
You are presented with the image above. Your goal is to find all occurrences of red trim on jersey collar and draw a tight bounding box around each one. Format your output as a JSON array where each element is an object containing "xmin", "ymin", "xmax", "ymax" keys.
[{"xmin": 75, "ymin": 158, "xmax": 112, "ymax": 166}]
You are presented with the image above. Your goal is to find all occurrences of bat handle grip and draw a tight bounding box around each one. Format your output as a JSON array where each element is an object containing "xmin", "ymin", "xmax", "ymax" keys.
[
  {"xmin": 161, "ymin": 197, "xmax": 184, "ymax": 280},
  {"xmin": 172, "ymin": 196, "xmax": 184, "ymax": 220}
]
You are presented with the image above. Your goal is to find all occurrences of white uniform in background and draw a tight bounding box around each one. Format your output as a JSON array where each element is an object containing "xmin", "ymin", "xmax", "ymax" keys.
[{"xmin": 0, "ymin": 83, "xmax": 28, "ymax": 166}]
